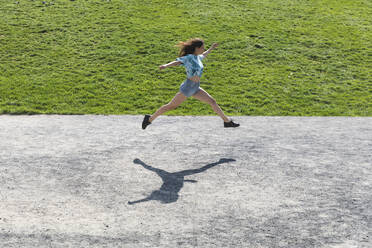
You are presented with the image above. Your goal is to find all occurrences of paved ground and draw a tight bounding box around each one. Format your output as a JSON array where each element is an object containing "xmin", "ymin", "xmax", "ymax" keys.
[{"xmin": 0, "ymin": 115, "xmax": 371, "ymax": 248}]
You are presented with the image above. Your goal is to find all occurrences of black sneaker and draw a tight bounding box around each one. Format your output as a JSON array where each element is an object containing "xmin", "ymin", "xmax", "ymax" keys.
[
  {"xmin": 224, "ymin": 119, "xmax": 240, "ymax": 128},
  {"xmin": 142, "ymin": 114, "xmax": 152, "ymax": 129}
]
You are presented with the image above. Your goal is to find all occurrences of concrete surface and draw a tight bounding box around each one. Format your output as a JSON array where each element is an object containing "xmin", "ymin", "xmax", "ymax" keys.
[{"xmin": 0, "ymin": 115, "xmax": 371, "ymax": 248}]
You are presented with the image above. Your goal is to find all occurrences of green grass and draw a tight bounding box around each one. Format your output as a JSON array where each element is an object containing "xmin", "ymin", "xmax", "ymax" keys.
[{"xmin": 0, "ymin": 0, "xmax": 371, "ymax": 116}]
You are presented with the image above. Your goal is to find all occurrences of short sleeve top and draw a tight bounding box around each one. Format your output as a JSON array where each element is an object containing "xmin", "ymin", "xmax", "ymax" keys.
[{"xmin": 176, "ymin": 54, "xmax": 205, "ymax": 78}]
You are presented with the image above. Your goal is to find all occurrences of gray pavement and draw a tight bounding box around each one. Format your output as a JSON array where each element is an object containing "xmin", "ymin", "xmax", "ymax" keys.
[{"xmin": 0, "ymin": 115, "xmax": 371, "ymax": 248}]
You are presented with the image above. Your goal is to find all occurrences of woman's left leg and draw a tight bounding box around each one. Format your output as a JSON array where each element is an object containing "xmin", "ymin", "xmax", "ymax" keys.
[{"xmin": 192, "ymin": 88, "xmax": 230, "ymax": 122}]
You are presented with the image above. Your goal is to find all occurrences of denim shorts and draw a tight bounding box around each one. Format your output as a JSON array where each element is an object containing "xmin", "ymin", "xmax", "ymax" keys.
[{"xmin": 179, "ymin": 79, "xmax": 201, "ymax": 97}]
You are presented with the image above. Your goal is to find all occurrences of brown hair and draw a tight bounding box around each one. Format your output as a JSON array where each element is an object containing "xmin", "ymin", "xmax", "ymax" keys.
[{"xmin": 175, "ymin": 38, "xmax": 204, "ymax": 57}]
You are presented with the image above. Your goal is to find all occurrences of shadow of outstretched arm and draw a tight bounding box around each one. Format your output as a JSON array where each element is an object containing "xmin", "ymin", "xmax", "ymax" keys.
[
  {"xmin": 178, "ymin": 158, "xmax": 236, "ymax": 176},
  {"xmin": 133, "ymin": 158, "xmax": 168, "ymax": 177},
  {"xmin": 128, "ymin": 196, "xmax": 152, "ymax": 205}
]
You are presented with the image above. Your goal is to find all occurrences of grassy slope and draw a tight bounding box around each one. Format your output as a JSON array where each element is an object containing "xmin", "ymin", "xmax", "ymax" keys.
[{"xmin": 0, "ymin": 0, "xmax": 371, "ymax": 115}]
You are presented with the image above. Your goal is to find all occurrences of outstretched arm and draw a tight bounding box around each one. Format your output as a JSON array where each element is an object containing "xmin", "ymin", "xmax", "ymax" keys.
[
  {"xmin": 202, "ymin": 43, "xmax": 219, "ymax": 58},
  {"xmin": 159, "ymin": 61, "xmax": 182, "ymax": 70}
]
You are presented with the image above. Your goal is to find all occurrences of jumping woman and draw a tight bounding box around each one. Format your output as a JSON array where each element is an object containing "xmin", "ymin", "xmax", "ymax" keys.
[{"xmin": 142, "ymin": 38, "xmax": 240, "ymax": 129}]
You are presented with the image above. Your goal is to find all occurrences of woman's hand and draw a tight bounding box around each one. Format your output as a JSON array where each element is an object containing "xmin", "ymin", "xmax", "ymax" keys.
[
  {"xmin": 159, "ymin": 65, "xmax": 167, "ymax": 70},
  {"xmin": 211, "ymin": 43, "xmax": 219, "ymax": 49}
]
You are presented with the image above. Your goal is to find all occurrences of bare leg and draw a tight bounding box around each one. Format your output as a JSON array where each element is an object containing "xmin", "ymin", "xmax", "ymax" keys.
[
  {"xmin": 192, "ymin": 88, "xmax": 230, "ymax": 122},
  {"xmin": 149, "ymin": 92, "xmax": 187, "ymax": 122}
]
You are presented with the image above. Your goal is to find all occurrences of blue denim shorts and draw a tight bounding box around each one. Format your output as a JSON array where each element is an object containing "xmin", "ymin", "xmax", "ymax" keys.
[{"xmin": 179, "ymin": 79, "xmax": 201, "ymax": 97}]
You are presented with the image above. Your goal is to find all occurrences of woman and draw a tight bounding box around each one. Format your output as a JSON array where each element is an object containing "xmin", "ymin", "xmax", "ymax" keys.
[{"xmin": 142, "ymin": 38, "xmax": 239, "ymax": 129}]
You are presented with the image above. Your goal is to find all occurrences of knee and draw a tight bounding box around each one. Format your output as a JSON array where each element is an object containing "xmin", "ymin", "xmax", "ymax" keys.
[
  {"xmin": 209, "ymin": 98, "xmax": 217, "ymax": 105},
  {"xmin": 165, "ymin": 103, "xmax": 177, "ymax": 110}
]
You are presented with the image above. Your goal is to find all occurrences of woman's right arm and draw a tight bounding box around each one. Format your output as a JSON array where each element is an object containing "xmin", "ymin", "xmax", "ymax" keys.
[{"xmin": 159, "ymin": 61, "xmax": 182, "ymax": 70}]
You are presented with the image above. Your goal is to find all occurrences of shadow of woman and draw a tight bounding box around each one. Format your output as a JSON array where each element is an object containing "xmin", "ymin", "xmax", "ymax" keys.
[{"xmin": 128, "ymin": 158, "xmax": 236, "ymax": 205}]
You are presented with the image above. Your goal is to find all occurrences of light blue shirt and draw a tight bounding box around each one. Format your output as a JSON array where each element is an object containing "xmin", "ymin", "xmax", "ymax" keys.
[{"xmin": 176, "ymin": 54, "xmax": 205, "ymax": 78}]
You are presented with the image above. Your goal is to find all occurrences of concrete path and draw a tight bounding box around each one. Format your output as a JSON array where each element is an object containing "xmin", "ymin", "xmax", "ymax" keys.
[{"xmin": 0, "ymin": 115, "xmax": 371, "ymax": 248}]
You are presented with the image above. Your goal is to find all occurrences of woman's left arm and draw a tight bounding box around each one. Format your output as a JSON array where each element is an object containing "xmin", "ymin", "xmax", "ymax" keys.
[{"xmin": 202, "ymin": 43, "xmax": 219, "ymax": 57}]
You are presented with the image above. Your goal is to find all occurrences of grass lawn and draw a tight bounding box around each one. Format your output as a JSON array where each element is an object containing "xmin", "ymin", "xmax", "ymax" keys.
[{"xmin": 0, "ymin": 0, "xmax": 371, "ymax": 116}]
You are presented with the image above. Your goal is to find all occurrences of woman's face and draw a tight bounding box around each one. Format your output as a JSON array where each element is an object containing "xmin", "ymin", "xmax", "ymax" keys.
[{"xmin": 195, "ymin": 44, "xmax": 205, "ymax": 55}]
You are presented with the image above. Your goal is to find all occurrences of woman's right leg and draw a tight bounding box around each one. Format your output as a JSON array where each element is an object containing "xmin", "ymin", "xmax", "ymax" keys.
[{"xmin": 149, "ymin": 92, "xmax": 187, "ymax": 122}]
